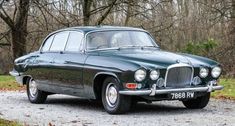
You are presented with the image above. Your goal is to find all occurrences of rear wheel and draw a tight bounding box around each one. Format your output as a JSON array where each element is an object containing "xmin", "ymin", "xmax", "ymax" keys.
[
  {"xmin": 182, "ymin": 93, "xmax": 210, "ymax": 109},
  {"xmin": 102, "ymin": 77, "xmax": 131, "ymax": 114},
  {"xmin": 26, "ymin": 78, "xmax": 48, "ymax": 104}
]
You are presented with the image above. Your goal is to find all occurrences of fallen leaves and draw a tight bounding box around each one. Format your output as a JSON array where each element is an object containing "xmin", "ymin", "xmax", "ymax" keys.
[
  {"xmin": 0, "ymin": 86, "xmax": 25, "ymax": 92},
  {"xmin": 212, "ymin": 95, "xmax": 235, "ymax": 101}
]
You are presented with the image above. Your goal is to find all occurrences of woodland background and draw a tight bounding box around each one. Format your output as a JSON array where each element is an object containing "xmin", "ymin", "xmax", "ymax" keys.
[{"xmin": 0, "ymin": 0, "xmax": 234, "ymax": 76}]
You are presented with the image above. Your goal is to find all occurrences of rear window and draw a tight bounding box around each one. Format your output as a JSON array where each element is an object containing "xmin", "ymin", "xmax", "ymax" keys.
[
  {"xmin": 50, "ymin": 32, "xmax": 69, "ymax": 51},
  {"xmin": 41, "ymin": 35, "xmax": 54, "ymax": 52},
  {"xmin": 65, "ymin": 32, "xmax": 83, "ymax": 52}
]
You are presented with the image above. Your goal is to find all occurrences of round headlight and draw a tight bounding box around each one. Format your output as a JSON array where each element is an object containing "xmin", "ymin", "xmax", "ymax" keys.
[
  {"xmin": 211, "ymin": 66, "xmax": 221, "ymax": 78},
  {"xmin": 134, "ymin": 69, "xmax": 146, "ymax": 82},
  {"xmin": 199, "ymin": 67, "xmax": 209, "ymax": 78},
  {"xmin": 150, "ymin": 70, "xmax": 160, "ymax": 80}
]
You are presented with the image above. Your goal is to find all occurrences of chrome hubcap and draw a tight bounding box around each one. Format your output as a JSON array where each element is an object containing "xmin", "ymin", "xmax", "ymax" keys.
[
  {"xmin": 29, "ymin": 79, "xmax": 37, "ymax": 98},
  {"xmin": 105, "ymin": 83, "xmax": 118, "ymax": 107}
]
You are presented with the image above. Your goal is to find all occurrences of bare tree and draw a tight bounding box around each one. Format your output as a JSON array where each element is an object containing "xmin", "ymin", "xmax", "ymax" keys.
[{"xmin": 0, "ymin": 0, "xmax": 29, "ymax": 60}]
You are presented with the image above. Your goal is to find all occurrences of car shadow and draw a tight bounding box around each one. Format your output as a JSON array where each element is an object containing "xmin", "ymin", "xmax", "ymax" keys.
[{"xmin": 42, "ymin": 95, "xmax": 208, "ymax": 115}]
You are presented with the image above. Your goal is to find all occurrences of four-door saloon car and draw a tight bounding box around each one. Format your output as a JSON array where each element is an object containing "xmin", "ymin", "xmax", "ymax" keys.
[{"xmin": 10, "ymin": 26, "xmax": 223, "ymax": 114}]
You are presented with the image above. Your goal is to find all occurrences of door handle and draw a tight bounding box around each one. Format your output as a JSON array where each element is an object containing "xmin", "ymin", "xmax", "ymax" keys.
[
  {"xmin": 64, "ymin": 60, "xmax": 79, "ymax": 65},
  {"xmin": 49, "ymin": 61, "xmax": 55, "ymax": 63},
  {"xmin": 31, "ymin": 55, "xmax": 39, "ymax": 57},
  {"xmin": 64, "ymin": 60, "xmax": 71, "ymax": 64}
]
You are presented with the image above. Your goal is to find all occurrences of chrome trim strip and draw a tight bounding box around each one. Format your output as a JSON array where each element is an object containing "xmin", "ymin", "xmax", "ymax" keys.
[
  {"xmin": 119, "ymin": 90, "xmax": 151, "ymax": 95},
  {"xmin": 119, "ymin": 85, "xmax": 223, "ymax": 96},
  {"xmin": 164, "ymin": 63, "xmax": 194, "ymax": 87}
]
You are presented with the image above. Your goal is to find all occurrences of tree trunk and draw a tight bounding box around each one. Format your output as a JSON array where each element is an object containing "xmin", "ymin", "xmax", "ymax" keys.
[
  {"xmin": 83, "ymin": 0, "xmax": 93, "ymax": 26},
  {"xmin": 11, "ymin": 28, "xmax": 27, "ymax": 60},
  {"xmin": 11, "ymin": 0, "xmax": 29, "ymax": 59},
  {"xmin": 124, "ymin": 0, "xmax": 133, "ymax": 26},
  {"xmin": 0, "ymin": 0, "xmax": 29, "ymax": 60},
  {"xmin": 232, "ymin": 0, "xmax": 235, "ymax": 38}
]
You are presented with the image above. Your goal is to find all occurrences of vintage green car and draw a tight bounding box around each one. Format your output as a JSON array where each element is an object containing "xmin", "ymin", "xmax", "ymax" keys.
[{"xmin": 10, "ymin": 26, "xmax": 223, "ymax": 114}]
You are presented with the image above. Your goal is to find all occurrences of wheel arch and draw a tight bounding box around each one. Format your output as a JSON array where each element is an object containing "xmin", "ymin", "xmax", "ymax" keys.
[
  {"xmin": 22, "ymin": 75, "xmax": 32, "ymax": 85},
  {"xmin": 93, "ymin": 72, "xmax": 120, "ymax": 100}
]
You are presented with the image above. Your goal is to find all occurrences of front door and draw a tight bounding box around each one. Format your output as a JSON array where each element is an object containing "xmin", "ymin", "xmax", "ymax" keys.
[{"xmin": 53, "ymin": 52, "xmax": 87, "ymax": 89}]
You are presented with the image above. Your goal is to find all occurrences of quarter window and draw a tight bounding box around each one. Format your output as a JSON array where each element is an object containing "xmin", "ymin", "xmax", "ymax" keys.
[
  {"xmin": 65, "ymin": 32, "xmax": 83, "ymax": 51},
  {"xmin": 50, "ymin": 32, "xmax": 69, "ymax": 51},
  {"xmin": 41, "ymin": 35, "xmax": 54, "ymax": 52}
]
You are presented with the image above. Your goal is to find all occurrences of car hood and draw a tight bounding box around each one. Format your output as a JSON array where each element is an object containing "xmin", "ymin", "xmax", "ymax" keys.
[{"xmin": 92, "ymin": 48, "xmax": 219, "ymax": 68}]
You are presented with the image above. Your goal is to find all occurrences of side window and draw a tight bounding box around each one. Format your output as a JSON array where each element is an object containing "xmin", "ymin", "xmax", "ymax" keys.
[
  {"xmin": 65, "ymin": 32, "xmax": 83, "ymax": 51},
  {"xmin": 41, "ymin": 35, "xmax": 54, "ymax": 52},
  {"xmin": 50, "ymin": 32, "xmax": 69, "ymax": 51}
]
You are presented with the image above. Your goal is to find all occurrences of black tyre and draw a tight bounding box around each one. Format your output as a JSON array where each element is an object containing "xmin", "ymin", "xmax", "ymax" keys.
[
  {"xmin": 102, "ymin": 77, "xmax": 131, "ymax": 114},
  {"xmin": 182, "ymin": 93, "xmax": 210, "ymax": 109},
  {"xmin": 26, "ymin": 77, "xmax": 48, "ymax": 104}
]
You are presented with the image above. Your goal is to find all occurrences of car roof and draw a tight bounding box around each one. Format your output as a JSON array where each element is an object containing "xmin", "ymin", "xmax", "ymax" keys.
[{"xmin": 58, "ymin": 26, "xmax": 146, "ymax": 34}]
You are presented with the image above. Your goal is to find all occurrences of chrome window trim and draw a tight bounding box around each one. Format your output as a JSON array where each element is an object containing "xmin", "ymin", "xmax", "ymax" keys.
[
  {"xmin": 39, "ymin": 29, "xmax": 84, "ymax": 52},
  {"xmin": 164, "ymin": 63, "xmax": 194, "ymax": 87}
]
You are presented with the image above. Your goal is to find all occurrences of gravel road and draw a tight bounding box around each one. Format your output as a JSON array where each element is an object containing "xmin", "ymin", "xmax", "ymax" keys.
[{"xmin": 0, "ymin": 91, "xmax": 235, "ymax": 126}]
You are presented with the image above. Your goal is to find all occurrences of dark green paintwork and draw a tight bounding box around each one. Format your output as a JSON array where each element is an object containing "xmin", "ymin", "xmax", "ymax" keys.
[{"xmin": 13, "ymin": 26, "xmax": 221, "ymax": 99}]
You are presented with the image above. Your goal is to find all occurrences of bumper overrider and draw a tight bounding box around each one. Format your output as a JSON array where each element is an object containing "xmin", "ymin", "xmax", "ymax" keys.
[{"xmin": 119, "ymin": 81, "xmax": 223, "ymax": 96}]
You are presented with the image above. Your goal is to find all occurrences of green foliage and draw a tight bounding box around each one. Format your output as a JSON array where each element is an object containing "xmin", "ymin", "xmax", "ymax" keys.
[{"xmin": 182, "ymin": 38, "xmax": 218, "ymax": 56}]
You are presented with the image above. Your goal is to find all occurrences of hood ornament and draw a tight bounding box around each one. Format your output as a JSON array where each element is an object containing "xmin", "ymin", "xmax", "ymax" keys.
[
  {"xmin": 176, "ymin": 59, "xmax": 191, "ymax": 65},
  {"xmin": 176, "ymin": 59, "xmax": 181, "ymax": 63}
]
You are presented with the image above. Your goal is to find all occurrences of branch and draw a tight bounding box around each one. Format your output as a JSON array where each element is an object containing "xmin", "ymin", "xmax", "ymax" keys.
[
  {"xmin": 0, "ymin": 8, "xmax": 14, "ymax": 27},
  {"xmin": 96, "ymin": 0, "xmax": 117, "ymax": 25},
  {"xmin": 0, "ymin": 43, "xmax": 11, "ymax": 47},
  {"xmin": 14, "ymin": 0, "xmax": 30, "ymax": 28},
  {"xmin": 33, "ymin": 0, "xmax": 70, "ymax": 27}
]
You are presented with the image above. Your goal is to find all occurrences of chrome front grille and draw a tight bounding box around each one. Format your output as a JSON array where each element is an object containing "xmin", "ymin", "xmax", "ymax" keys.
[{"xmin": 165, "ymin": 64, "xmax": 193, "ymax": 88}]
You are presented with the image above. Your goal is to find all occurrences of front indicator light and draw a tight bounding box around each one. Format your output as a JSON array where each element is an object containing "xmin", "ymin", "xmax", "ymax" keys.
[{"xmin": 126, "ymin": 83, "xmax": 137, "ymax": 89}]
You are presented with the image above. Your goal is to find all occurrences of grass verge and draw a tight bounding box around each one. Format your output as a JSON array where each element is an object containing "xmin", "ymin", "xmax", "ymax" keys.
[
  {"xmin": 212, "ymin": 78, "xmax": 235, "ymax": 100},
  {"xmin": 0, "ymin": 118, "xmax": 21, "ymax": 126},
  {"xmin": 0, "ymin": 75, "xmax": 25, "ymax": 91}
]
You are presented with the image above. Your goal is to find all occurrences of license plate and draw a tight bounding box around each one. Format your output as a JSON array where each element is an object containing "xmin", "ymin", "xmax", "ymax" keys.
[{"xmin": 170, "ymin": 92, "xmax": 195, "ymax": 100}]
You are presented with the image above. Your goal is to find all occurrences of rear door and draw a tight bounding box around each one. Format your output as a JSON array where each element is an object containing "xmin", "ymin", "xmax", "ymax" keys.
[{"xmin": 52, "ymin": 31, "xmax": 87, "ymax": 89}]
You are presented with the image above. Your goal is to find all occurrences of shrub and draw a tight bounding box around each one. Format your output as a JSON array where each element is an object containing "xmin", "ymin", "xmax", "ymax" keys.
[{"xmin": 182, "ymin": 38, "xmax": 218, "ymax": 56}]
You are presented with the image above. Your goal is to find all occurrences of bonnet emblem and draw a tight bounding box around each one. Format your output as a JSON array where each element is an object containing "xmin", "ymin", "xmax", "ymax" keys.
[{"xmin": 176, "ymin": 59, "xmax": 181, "ymax": 63}]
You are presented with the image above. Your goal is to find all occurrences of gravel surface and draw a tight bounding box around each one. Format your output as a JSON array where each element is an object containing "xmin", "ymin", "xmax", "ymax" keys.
[{"xmin": 0, "ymin": 91, "xmax": 235, "ymax": 126}]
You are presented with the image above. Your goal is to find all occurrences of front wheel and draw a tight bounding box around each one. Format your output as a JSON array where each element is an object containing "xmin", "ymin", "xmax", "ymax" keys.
[
  {"xmin": 26, "ymin": 78, "xmax": 48, "ymax": 104},
  {"xmin": 182, "ymin": 93, "xmax": 210, "ymax": 109},
  {"xmin": 102, "ymin": 77, "xmax": 131, "ymax": 114}
]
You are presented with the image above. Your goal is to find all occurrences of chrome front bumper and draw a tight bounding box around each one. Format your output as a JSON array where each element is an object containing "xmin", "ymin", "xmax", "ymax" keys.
[
  {"xmin": 119, "ymin": 81, "xmax": 224, "ymax": 96},
  {"xmin": 9, "ymin": 70, "xmax": 20, "ymax": 76},
  {"xmin": 9, "ymin": 70, "xmax": 24, "ymax": 85}
]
